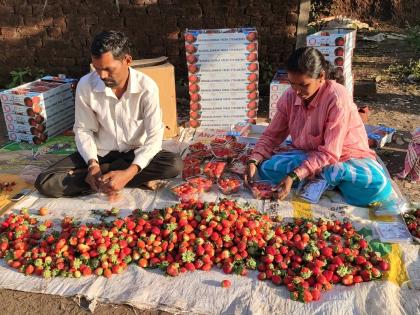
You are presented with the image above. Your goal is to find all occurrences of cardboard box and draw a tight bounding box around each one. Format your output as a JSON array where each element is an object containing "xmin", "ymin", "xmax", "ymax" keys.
[
  {"xmin": 269, "ymin": 70, "xmax": 289, "ymax": 119},
  {"xmin": 8, "ymin": 114, "xmax": 74, "ymax": 144},
  {"xmin": 2, "ymin": 94, "xmax": 74, "ymax": 118},
  {"xmin": 6, "ymin": 107, "xmax": 74, "ymax": 135},
  {"xmin": 307, "ymin": 28, "xmax": 356, "ymax": 48},
  {"xmin": 316, "ymin": 45, "xmax": 353, "ymax": 57},
  {"xmin": 3, "ymin": 98, "xmax": 74, "ymax": 124},
  {"xmin": 131, "ymin": 61, "xmax": 178, "ymax": 139},
  {"xmin": 322, "ymin": 55, "xmax": 352, "ymax": 69},
  {"xmin": 0, "ymin": 81, "xmax": 72, "ymax": 107}
]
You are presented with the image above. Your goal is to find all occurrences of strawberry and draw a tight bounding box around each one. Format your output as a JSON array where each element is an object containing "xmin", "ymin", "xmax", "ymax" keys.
[
  {"xmin": 360, "ymin": 269, "xmax": 371, "ymax": 281},
  {"xmin": 271, "ymin": 275, "xmax": 282, "ymax": 285},
  {"xmin": 355, "ymin": 255, "xmax": 367, "ymax": 265},
  {"xmin": 221, "ymin": 279, "xmax": 231, "ymax": 288},
  {"xmin": 302, "ymin": 289, "xmax": 313, "ymax": 303},
  {"xmin": 316, "ymin": 274, "xmax": 328, "ymax": 285},
  {"xmin": 184, "ymin": 262, "xmax": 195, "ymax": 272},
  {"xmin": 321, "ymin": 247, "xmax": 333, "ymax": 258},
  {"xmin": 378, "ymin": 260, "xmax": 389, "ymax": 271},
  {"xmin": 341, "ymin": 274, "xmax": 353, "ymax": 286},
  {"xmin": 353, "ymin": 275, "xmax": 363, "ymax": 284},
  {"xmin": 371, "ymin": 267, "xmax": 382, "ymax": 279},
  {"xmin": 311, "ymin": 288, "xmax": 321, "ymax": 301},
  {"xmin": 300, "ymin": 267, "xmax": 312, "ymax": 279}
]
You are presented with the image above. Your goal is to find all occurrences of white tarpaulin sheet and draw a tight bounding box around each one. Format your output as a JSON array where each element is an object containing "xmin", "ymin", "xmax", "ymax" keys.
[
  {"xmin": 0, "ymin": 129, "xmax": 419, "ymax": 314},
  {"xmin": 0, "ymin": 186, "xmax": 418, "ymax": 315}
]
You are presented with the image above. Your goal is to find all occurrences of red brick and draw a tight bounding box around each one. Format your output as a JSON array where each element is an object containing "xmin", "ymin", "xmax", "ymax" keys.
[
  {"xmin": 27, "ymin": 37, "xmax": 43, "ymax": 48},
  {"xmin": 0, "ymin": 27, "xmax": 18, "ymax": 38},
  {"xmin": 39, "ymin": 17, "xmax": 54, "ymax": 27},
  {"xmin": 14, "ymin": 4, "xmax": 32, "ymax": 16},
  {"xmin": 0, "ymin": 5, "xmax": 14, "ymax": 15},
  {"xmin": 24, "ymin": 16, "xmax": 41, "ymax": 27},
  {"xmin": 46, "ymin": 27, "xmax": 62, "ymax": 39},
  {"xmin": 85, "ymin": 16, "xmax": 98, "ymax": 25},
  {"xmin": 53, "ymin": 17, "xmax": 66, "ymax": 28},
  {"xmin": 185, "ymin": 6, "xmax": 202, "ymax": 17},
  {"xmin": 18, "ymin": 26, "xmax": 42, "ymax": 37},
  {"xmin": 147, "ymin": 5, "xmax": 160, "ymax": 16},
  {"xmin": 50, "ymin": 57, "xmax": 76, "ymax": 67},
  {"xmin": 286, "ymin": 12, "xmax": 299, "ymax": 24}
]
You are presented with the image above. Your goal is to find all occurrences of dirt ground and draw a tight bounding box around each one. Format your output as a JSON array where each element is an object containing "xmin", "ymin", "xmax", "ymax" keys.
[
  {"xmin": 0, "ymin": 24, "xmax": 419, "ymax": 315},
  {"xmin": 351, "ymin": 27, "xmax": 420, "ymax": 203}
]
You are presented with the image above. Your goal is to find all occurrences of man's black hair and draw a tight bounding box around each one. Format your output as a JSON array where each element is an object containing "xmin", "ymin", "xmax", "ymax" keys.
[{"xmin": 91, "ymin": 30, "xmax": 131, "ymax": 59}]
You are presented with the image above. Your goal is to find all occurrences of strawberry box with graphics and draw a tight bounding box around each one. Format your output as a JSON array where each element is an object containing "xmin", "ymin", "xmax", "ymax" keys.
[
  {"xmin": 6, "ymin": 107, "xmax": 74, "ymax": 135},
  {"xmin": 269, "ymin": 70, "xmax": 290, "ymax": 120},
  {"xmin": 306, "ymin": 28, "xmax": 356, "ymax": 48},
  {"xmin": 185, "ymin": 28, "xmax": 259, "ymax": 129},
  {"xmin": 8, "ymin": 113, "xmax": 75, "ymax": 144},
  {"xmin": 2, "ymin": 94, "xmax": 74, "ymax": 118},
  {"xmin": 316, "ymin": 45, "xmax": 353, "ymax": 57},
  {"xmin": 0, "ymin": 80, "xmax": 72, "ymax": 107}
]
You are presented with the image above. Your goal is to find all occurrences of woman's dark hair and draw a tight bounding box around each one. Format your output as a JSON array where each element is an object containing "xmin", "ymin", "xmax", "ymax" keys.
[
  {"xmin": 91, "ymin": 30, "xmax": 131, "ymax": 59},
  {"xmin": 286, "ymin": 47, "xmax": 344, "ymax": 85}
]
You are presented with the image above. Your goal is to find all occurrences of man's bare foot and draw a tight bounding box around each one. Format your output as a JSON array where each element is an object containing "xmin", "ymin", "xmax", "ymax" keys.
[{"xmin": 142, "ymin": 180, "xmax": 167, "ymax": 191}]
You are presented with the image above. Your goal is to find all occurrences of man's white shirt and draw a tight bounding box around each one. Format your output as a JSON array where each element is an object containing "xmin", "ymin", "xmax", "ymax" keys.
[{"xmin": 73, "ymin": 67, "xmax": 164, "ymax": 170}]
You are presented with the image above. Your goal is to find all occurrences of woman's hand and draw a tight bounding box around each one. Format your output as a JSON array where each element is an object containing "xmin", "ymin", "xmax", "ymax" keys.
[
  {"xmin": 244, "ymin": 162, "xmax": 258, "ymax": 185},
  {"xmin": 273, "ymin": 175, "xmax": 294, "ymax": 200}
]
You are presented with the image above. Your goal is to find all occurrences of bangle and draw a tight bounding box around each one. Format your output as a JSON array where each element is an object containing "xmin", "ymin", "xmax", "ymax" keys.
[
  {"xmin": 288, "ymin": 171, "xmax": 300, "ymax": 183},
  {"xmin": 247, "ymin": 159, "xmax": 259, "ymax": 166}
]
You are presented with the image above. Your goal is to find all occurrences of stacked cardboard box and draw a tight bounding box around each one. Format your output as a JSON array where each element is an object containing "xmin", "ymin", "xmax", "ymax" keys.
[
  {"xmin": 184, "ymin": 28, "xmax": 259, "ymax": 129},
  {"xmin": 0, "ymin": 76, "xmax": 76, "ymax": 144},
  {"xmin": 269, "ymin": 70, "xmax": 290, "ymax": 120},
  {"xmin": 307, "ymin": 28, "xmax": 356, "ymax": 97}
]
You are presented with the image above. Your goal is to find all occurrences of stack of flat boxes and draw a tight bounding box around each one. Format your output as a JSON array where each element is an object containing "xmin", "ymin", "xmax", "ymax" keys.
[
  {"xmin": 0, "ymin": 77, "xmax": 76, "ymax": 144},
  {"xmin": 184, "ymin": 28, "xmax": 259, "ymax": 129},
  {"xmin": 269, "ymin": 69, "xmax": 290, "ymax": 120},
  {"xmin": 306, "ymin": 28, "xmax": 356, "ymax": 97}
]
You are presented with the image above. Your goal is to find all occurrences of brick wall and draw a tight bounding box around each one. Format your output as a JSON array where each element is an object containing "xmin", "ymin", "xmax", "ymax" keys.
[{"xmin": 0, "ymin": 0, "xmax": 300, "ymax": 88}]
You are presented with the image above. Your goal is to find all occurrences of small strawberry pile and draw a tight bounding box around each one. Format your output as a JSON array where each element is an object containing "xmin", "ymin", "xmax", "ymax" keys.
[
  {"xmin": 186, "ymin": 176, "xmax": 213, "ymax": 193},
  {"xmin": 251, "ymin": 181, "xmax": 276, "ymax": 199},
  {"xmin": 203, "ymin": 161, "xmax": 227, "ymax": 179},
  {"xmin": 210, "ymin": 137, "xmax": 229, "ymax": 148},
  {"xmin": 403, "ymin": 209, "xmax": 420, "ymax": 240},
  {"xmin": 171, "ymin": 183, "xmax": 199, "ymax": 202},
  {"xmin": 217, "ymin": 176, "xmax": 241, "ymax": 195},
  {"xmin": 212, "ymin": 147, "xmax": 238, "ymax": 160},
  {"xmin": 0, "ymin": 200, "xmax": 390, "ymax": 303},
  {"xmin": 228, "ymin": 142, "xmax": 247, "ymax": 152},
  {"xmin": 189, "ymin": 142, "xmax": 208, "ymax": 152},
  {"xmin": 182, "ymin": 156, "xmax": 202, "ymax": 179}
]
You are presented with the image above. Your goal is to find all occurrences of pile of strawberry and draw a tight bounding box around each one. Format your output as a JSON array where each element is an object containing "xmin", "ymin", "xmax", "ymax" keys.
[
  {"xmin": 403, "ymin": 208, "xmax": 420, "ymax": 240},
  {"xmin": 0, "ymin": 200, "xmax": 390, "ymax": 303}
]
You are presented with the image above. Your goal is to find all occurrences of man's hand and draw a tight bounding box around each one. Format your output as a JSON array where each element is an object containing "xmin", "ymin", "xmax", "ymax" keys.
[
  {"xmin": 244, "ymin": 161, "xmax": 258, "ymax": 186},
  {"xmin": 85, "ymin": 164, "xmax": 102, "ymax": 191},
  {"xmin": 100, "ymin": 164, "xmax": 140, "ymax": 193},
  {"xmin": 273, "ymin": 175, "xmax": 294, "ymax": 200}
]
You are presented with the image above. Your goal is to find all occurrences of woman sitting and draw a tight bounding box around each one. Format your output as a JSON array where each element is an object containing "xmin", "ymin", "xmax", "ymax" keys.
[{"xmin": 246, "ymin": 47, "xmax": 392, "ymax": 206}]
